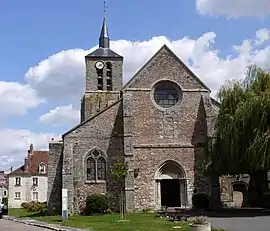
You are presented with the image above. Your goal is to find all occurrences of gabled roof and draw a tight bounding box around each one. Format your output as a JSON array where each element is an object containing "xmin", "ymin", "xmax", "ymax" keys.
[
  {"xmin": 8, "ymin": 150, "xmax": 49, "ymax": 177},
  {"xmin": 27, "ymin": 151, "xmax": 48, "ymax": 173},
  {"xmin": 62, "ymin": 98, "xmax": 123, "ymax": 137},
  {"xmin": 123, "ymin": 44, "xmax": 211, "ymax": 91}
]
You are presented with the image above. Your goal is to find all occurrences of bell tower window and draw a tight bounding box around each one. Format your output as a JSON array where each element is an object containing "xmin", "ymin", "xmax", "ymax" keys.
[
  {"xmin": 97, "ymin": 70, "xmax": 103, "ymax": 90},
  {"xmin": 106, "ymin": 62, "xmax": 112, "ymax": 91}
]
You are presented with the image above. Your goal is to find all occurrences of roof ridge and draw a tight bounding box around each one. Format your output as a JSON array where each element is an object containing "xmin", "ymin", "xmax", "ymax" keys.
[{"xmin": 62, "ymin": 98, "xmax": 123, "ymax": 137}]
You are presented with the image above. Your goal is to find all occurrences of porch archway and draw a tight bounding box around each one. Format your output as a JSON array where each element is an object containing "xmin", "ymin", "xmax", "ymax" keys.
[{"xmin": 155, "ymin": 160, "xmax": 188, "ymax": 209}]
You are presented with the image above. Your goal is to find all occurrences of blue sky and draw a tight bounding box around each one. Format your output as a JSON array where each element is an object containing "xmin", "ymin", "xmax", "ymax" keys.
[{"xmin": 1, "ymin": 0, "xmax": 270, "ymax": 170}]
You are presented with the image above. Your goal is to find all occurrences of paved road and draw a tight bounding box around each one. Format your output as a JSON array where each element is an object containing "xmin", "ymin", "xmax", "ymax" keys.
[
  {"xmin": 209, "ymin": 216, "xmax": 270, "ymax": 231},
  {"xmin": 0, "ymin": 219, "xmax": 48, "ymax": 231}
]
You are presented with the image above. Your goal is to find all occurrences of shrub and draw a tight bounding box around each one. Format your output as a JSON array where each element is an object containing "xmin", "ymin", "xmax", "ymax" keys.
[
  {"xmin": 20, "ymin": 201, "xmax": 47, "ymax": 214},
  {"xmin": 191, "ymin": 216, "xmax": 207, "ymax": 224},
  {"xmin": 80, "ymin": 202, "xmax": 87, "ymax": 216},
  {"xmin": 192, "ymin": 193, "xmax": 209, "ymax": 209},
  {"xmin": 86, "ymin": 194, "xmax": 109, "ymax": 215},
  {"xmin": 21, "ymin": 202, "xmax": 28, "ymax": 209}
]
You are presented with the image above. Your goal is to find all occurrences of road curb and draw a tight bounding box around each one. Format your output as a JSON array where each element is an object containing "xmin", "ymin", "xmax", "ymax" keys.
[{"xmin": 3, "ymin": 215, "xmax": 86, "ymax": 231}]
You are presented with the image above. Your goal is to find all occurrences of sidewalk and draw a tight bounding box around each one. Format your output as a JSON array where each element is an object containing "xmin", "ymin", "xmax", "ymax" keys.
[{"xmin": 3, "ymin": 215, "xmax": 92, "ymax": 231}]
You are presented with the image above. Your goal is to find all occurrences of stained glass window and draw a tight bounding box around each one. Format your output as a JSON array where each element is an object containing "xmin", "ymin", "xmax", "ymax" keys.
[
  {"xmin": 86, "ymin": 157, "xmax": 95, "ymax": 181},
  {"xmin": 97, "ymin": 157, "xmax": 106, "ymax": 180},
  {"xmin": 86, "ymin": 150, "xmax": 107, "ymax": 182},
  {"xmin": 153, "ymin": 81, "xmax": 181, "ymax": 108}
]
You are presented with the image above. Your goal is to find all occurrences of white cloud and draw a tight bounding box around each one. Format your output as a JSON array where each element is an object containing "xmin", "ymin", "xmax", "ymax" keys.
[
  {"xmin": 255, "ymin": 28, "xmax": 270, "ymax": 45},
  {"xmin": 196, "ymin": 0, "xmax": 270, "ymax": 18},
  {"xmin": 25, "ymin": 49, "xmax": 88, "ymax": 101},
  {"xmin": 39, "ymin": 104, "xmax": 80, "ymax": 126},
  {"xmin": 0, "ymin": 129, "xmax": 60, "ymax": 170},
  {"xmin": 0, "ymin": 81, "xmax": 44, "ymax": 116},
  {"xmin": 23, "ymin": 28, "xmax": 270, "ymax": 105}
]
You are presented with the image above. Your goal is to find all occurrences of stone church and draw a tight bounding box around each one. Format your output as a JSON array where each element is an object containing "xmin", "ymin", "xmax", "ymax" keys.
[{"xmin": 47, "ymin": 14, "xmax": 220, "ymax": 215}]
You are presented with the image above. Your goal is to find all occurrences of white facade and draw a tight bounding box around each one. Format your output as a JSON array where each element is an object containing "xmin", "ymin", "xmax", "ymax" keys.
[
  {"xmin": 0, "ymin": 187, "xmax": 8, "ymax": 202},
  {"xmin": 8, "ymin": 175, "xmax": 48, "ymax": 208},
  {"xmin": 0, "ymin": 173, "xmax": 8, "ymax": 202}
]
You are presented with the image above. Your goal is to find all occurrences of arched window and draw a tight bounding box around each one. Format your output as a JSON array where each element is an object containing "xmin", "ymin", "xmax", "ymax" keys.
[{"xmin": 85, "ymin": 149, "xmax": 106, "ymax": 182}]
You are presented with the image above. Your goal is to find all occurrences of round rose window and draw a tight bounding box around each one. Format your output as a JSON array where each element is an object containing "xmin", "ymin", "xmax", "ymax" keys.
[{"xmin": 153, "ymin": 80, "xmax": 182, "ymax": 108}]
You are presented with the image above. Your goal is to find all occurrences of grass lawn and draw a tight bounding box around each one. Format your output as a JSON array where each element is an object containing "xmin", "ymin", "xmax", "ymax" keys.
[{"xmin": 8, "ymin": 208, "xmax": 226, "ymax": 231}]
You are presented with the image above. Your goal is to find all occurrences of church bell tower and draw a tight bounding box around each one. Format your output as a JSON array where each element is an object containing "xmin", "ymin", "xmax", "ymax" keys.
[{"xmin": 81, "ymin": 3, "xmax": 123, "ymax": 122}]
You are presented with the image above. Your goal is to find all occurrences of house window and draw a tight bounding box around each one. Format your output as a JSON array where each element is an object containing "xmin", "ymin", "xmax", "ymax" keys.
[
  {"xmin": 39, "ymin": 163, "xmax": 46, "ymax": 174},
  {"xmin": 15, "ymin": 177, "xmax": 21, "ymax": 186},
  {"xmin": 33, "ymin": 192, "xmax": 38, "ymax": 201},
  {"xmin": 33, "ymin": 177, "xmax": 38, "ymax": 186},
  {"xmin": 153, "ymin": 80, "xmax": 182, "ymax": 108},
  {"xmin": 86, "ymin": 149, "xmax": 106, "ymax": 182},
  {"xmin": 15, "ymin": 192, "xmax": 21, "ymax": 199}
]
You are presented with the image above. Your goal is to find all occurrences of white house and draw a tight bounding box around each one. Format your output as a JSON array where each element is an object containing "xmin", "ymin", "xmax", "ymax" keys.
[
  {"xmin": 0, "ymin": 171, "xmax": 8, "ymax": 202},
  {"xmin": 8, "ymin": 144, "xmax": 49, "ymax": 208}
]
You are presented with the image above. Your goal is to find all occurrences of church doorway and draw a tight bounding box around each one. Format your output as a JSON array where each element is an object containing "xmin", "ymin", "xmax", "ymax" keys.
[
  {"xmin": 161, "ymin": 179, "xmax": 181, "ymax": 207},
  {"xmin": 155, "ymin": 160, "xmax": 188, "ymax": 209}
]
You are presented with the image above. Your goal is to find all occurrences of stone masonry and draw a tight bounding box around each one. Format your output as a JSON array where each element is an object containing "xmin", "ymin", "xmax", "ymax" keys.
[
  {"xmin": 47, "ymin": 44, "xmax": 219, "ymax": 214},
  {"xmin": 47, "ymin": 15, "xmax": 220, "ymax": 214},
  {"xmin": 123, "ymin": 46, "xmax": 212, "ymax": 211}
]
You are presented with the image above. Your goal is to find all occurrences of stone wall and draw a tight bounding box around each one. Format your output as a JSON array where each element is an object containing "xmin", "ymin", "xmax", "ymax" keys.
[
  {"xmin": 123, "ymin": 45, "xmax": 211, "ymax": 211},
  {"xmin": 81, "ymin": 55, "xmax": 123, "ymax": 122},
  {"xmin": 81, "ymin": 91, "xmax": 121, "ymax": 122},
  {"xmin": 63, "ymin": 100, "xmax": 124, "ymax": 214},
  {"xmin": 85, "ymin": 57, "xmax": 123, "ymax": 92},
  {"xmin": 47, "ymin": 141, "xmax": 63, "ymax": 215},
  {"xmin": 220, "ymin": 174, "xmax": 250, "ymax": 207}
]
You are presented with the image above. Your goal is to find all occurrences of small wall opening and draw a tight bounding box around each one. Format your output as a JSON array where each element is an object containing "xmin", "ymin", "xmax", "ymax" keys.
[{"xmin": 232, "ymin": 183, "xmax": 248, "ymax": 208}]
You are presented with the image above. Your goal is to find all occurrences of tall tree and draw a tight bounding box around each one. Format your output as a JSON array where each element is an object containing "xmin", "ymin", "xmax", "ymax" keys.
[{"xmin": 207, "ymin": 66, "xmax": 270, "ymax": 175}]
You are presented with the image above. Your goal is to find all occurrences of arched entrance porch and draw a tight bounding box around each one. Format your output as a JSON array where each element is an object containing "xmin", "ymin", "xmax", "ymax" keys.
[{"xmin": 155, "ymin": 160, "xmax": 188, "ymax": 210}]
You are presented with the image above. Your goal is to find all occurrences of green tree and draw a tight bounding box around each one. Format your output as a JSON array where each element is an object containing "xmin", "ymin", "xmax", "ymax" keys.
[
  {"xmin": 210, "ymin": 66, "xmax": 270, "ymax": 175},
  {"xmin": 201, "ymin": 66, "xmax": 270, "ymax": 206},
  {"xmin": 111, "ymin": 153, "xmax": 128, "ymax": 220}
]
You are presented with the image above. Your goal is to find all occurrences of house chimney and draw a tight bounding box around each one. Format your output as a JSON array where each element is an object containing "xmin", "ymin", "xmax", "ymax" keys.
[
  {"xmin": 28, "ymin": 143, "xmax": 33, "ymax": 155},
  {"xmin": 24, "ymin": 157, "xmax": 28, "ymax": 171}
]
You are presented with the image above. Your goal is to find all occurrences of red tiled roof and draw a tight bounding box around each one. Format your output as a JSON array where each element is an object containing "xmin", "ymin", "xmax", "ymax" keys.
[
  {"xmin": 27, "ymin": 150, "xmax": 49, "ymax": 173},
  {"xmin": 9, "ymin": 150, "xmax": 49, "ymax": 176}
]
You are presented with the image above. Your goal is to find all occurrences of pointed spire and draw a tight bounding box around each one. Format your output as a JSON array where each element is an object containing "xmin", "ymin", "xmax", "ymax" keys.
[{"xmin": 99, "ymin": 1, "xmax": 110, "ymax": 49}]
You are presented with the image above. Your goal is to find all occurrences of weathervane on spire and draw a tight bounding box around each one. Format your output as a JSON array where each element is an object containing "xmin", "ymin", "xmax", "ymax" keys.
[
  {"xmin": 99, "ymin": 0, "xmax": 109, "ymax": 48},
  {"xmin": 104, "ymin": 0, "xmax": 107, "ymax": 18}
]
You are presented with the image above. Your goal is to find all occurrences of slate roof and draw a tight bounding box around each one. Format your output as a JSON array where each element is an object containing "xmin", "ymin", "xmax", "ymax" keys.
[{"xmin": 86, "ymin": 48, "xmax": 122, "ymax": 58}]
